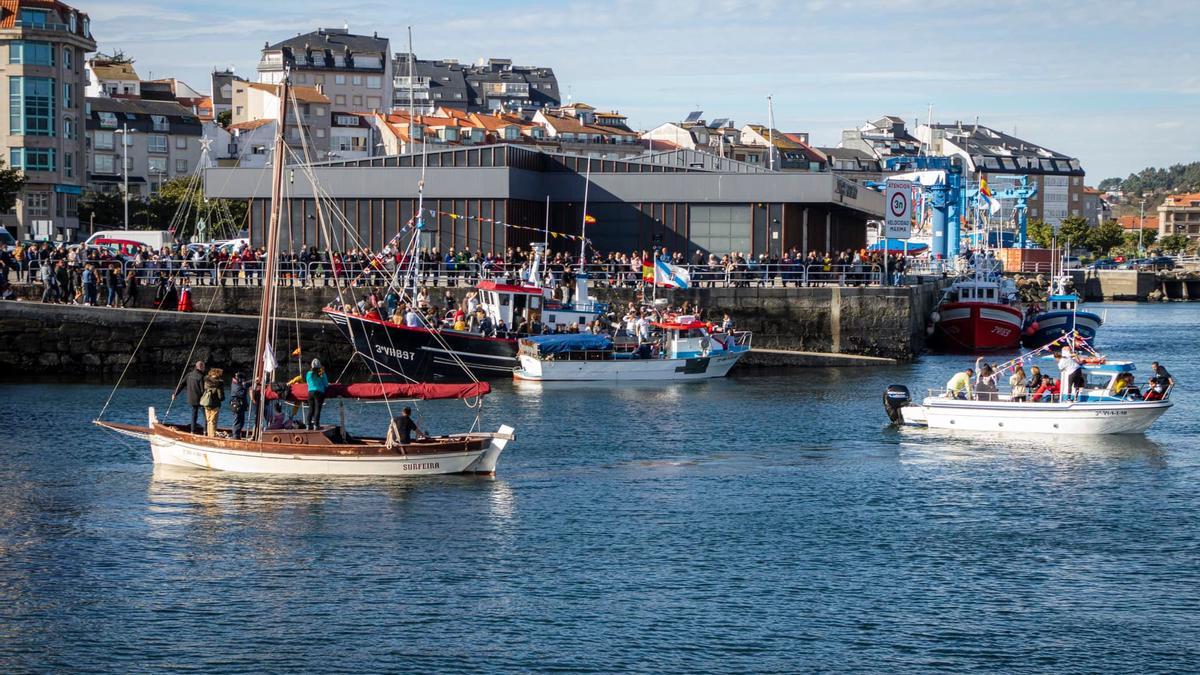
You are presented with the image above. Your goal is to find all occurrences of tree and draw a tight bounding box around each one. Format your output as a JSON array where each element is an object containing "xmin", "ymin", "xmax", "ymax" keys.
[
  {"xmin": 1097, "ymin": 177, "xmax": 1122, "ymax": 192},
  {"xmin": 1086, "ymin": 220, "xmax": 1125, "ymax": 255},
  {"xmin": 0, "ymin": 159, "xmax": 25, "ymax": 213},
  {"xmin": 216, "ymin": 110, "xmax": 232, "ymax": 128},
  {"xmin": 1159, "ymin": 234, "xmax": 1192, "ymax": 254},
  {"xmin": 145, "ymin": 176, "xmax": 247, "ymax": 241},
  {"xmin": 1121, "ymin": 229, "xmax": 1156, "ymax": 250},
  {"xmin": 78, "ymin": 190, "xmax": 128, "ymax": 230},
  {"xmin": 1056, "ymin": 216, "xmax": 1092, "ymax": 250},
  {"xmin": 1027, "ymin": 219, "xmax": 1055, "ymax": 248}
]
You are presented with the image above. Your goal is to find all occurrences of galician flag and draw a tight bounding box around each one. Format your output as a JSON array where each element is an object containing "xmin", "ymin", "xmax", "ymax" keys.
[{"xmin": 654, "ymin": 259, "xmax": 691, "ymax": 289}]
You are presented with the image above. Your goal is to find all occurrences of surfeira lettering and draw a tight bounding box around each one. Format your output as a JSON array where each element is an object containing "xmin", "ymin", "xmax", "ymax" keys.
[
  {"xmin": 374, "ymin": 344, "xmax": 415, "ymax": 361},
  {"xmin": 403, "ymin": 462, "xmax": 440, "ymax": 471}
]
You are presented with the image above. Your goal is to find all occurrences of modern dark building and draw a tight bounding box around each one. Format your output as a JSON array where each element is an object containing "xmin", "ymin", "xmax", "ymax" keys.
[
  {"xmin": 204, "ymin": 146, "xmax": 881, "ymax": 257},
  {"xmin": 393, "ymin": 55, "xmax": 559, "ymax": 114}
]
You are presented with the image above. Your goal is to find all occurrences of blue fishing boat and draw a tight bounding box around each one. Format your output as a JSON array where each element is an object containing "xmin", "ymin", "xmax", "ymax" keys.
[{"xmin": 1022, "ymin": 278, "xmax": 1102, "ymax": 347}]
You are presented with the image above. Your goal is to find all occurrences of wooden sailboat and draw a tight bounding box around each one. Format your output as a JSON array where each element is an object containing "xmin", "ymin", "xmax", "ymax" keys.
[{"xmin": 95, "ymin": 74, "xmax": 514, "ymax": 476}]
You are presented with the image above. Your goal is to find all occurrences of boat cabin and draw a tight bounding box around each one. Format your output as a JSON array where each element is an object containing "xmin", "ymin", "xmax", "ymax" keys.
[
  {"xmin": 476, "ymin": 280, "xmax": 605, "ymax": 334},
  {"xmin": 1046, "ymin": 294, "xmax": 1078, "ymax": 312},
  {"xmin": 1035, "ymin": 358, "xmax": 1141, "ymax": 400}
]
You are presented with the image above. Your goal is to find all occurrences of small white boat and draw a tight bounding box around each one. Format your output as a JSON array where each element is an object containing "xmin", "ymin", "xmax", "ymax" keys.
[
  {"xmin": 885, "ymin": 360, "xmax": 1172, "ymax": 435},
  {"xmin": 513, "ymin": 319, "xmax": 751, "ymax": 382}
]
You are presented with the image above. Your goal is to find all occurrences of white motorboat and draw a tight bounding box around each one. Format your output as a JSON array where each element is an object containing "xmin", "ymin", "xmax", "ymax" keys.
[
  {"xmin": 884, "ymin": 360, "xmax": 1172, "ymax": 435},
  {"xmin": 513, "ymin": 319, "xmax": 751, "ymax": 382}
]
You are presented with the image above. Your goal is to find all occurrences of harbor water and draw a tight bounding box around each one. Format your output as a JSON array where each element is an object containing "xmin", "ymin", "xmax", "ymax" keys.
[{"xmin": 0, "ymin": 303, "xmax": 1197, "ymax": 672}]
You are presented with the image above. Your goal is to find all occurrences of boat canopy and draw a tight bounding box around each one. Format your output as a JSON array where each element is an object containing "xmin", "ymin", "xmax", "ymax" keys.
[
  {"xmin": 523, "ymin": 334, "xmax": 612, "ymax": 353},
  {"xmin": 477, "ymin": 279, "xmax": 543, "ymax": 296},
  {"xmin": 266, "ymin": 382, "xmax": 491, "ymax": 402},
  {"xmin": 652, "ymin": 320, "xmax": 707, "ymax": 331},
  {"xmin": 867, "ymin": 239, "xmax": 930, "ymax": 254}
]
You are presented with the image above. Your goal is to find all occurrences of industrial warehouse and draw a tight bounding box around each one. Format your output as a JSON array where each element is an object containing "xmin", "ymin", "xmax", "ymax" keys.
[{"xmin": 202, "ymin": 145, "xmax": 883, "ymax": 256}]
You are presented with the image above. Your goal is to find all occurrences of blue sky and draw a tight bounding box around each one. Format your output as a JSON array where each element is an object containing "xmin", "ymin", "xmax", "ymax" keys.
[{"xmin": 85, "ymin": 0, "xmax": 1198, "ymax": 181}]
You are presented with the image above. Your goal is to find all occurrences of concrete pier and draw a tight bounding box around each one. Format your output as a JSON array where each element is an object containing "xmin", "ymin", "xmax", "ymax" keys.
[{"xmin": 0, "ymin": 280, "xmax": 943, "ymax": 376}]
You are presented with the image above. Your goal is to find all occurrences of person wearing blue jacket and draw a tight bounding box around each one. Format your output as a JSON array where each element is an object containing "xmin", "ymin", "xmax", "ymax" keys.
[{"xmin": 305, "ymin": 359, "xmax": 329, "ymax": 429}]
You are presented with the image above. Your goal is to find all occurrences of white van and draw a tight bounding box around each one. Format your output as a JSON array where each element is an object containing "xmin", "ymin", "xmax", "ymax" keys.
[{"xmin": 84, "ymin": 229, "xmax": 175, "ymax": 249}]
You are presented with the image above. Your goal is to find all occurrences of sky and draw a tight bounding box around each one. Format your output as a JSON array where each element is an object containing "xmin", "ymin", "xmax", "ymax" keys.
[{"xmin": 84, "ymin": 0, "xmax": 1199, "ymax": 181}]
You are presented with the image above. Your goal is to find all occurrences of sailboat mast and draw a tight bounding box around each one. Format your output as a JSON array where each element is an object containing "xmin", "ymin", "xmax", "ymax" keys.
[{"xmin": 252, "ymin": 74, "xmax": 291, "ymax": 437}]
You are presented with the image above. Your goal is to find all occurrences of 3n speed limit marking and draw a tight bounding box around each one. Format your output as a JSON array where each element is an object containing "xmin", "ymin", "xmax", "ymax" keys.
[{"xmin": 884, "ymin": 180, "xmax": 916, "ymax": 240}]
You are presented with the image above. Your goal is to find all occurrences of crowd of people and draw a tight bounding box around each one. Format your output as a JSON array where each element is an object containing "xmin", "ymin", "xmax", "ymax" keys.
[{"xmin": 0, "ymin": 238, "xmax": 918, "ymax": 308}]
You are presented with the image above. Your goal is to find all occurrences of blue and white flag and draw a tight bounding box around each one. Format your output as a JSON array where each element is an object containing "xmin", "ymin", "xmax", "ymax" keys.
[{"xmin": 654, "ymin": 259, "xmax": 690, "ymax": 289}]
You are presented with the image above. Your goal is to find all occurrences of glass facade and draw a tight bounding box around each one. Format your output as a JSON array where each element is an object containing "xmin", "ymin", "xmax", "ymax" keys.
[
  {"xmin": 9, "ymin": 41, "xmax": 54, "ymax": 66},
  {"xmin": 9, "ymin": 76, "xmax": 56, "ymax": 136},
  {"xmin": 689, "ymin": 205, "xmax": 751, "ymax": 255},
  {"xmin": 9, "ymin": 148, "xmax": 56, "ymax": 172}
]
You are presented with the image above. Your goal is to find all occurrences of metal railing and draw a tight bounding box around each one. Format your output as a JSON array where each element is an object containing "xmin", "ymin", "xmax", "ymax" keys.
[{"xmin": 10, "ymin": 259, "xmax": 901, "ymax": 289}]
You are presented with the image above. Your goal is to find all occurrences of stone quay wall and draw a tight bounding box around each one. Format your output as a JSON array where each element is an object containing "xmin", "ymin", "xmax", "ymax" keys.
[{"xmin": 0, "ymin": 280, "xmax": 943, "ymax": 377}]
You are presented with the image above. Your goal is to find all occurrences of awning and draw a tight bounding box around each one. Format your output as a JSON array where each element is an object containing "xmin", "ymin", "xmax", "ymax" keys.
[
  {"xmin": 868, "ymin": 239, "xmax": 929, "ymax": 254},
  {"xmin": 265, "ymin": 381, "xmax": 490, "ymax": 402},
  {"xmin": 522, "ymin": 334, "xmax": 612, "ymax": 353}
]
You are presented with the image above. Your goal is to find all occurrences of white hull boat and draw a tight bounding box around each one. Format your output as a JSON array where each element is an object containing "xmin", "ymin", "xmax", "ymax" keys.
[
  {"xmin": 101, "ymin": 408, "xmax": 513, "ymax": 476},
  {"xmin": 896, "ymin": 397, "xmax": 1170, "ymax": 435},
  {"xmin": 515, "ymin": 349, "xmax": 744, "ymax": 382}
]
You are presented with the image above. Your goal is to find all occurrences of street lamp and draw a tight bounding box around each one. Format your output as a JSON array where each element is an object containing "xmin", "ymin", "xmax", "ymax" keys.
[
  {"xmin": 1139, "ymin": 198, "xmax": 1146, "ymax": 254},
  {"xmin": 115, "ymin": 124, "xmax": 136, "ymax": 230}
]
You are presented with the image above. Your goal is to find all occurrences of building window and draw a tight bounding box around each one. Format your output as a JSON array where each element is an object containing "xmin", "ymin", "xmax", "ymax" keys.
[
  {"xmin": 313, "ymin": 106, "xmax": 325, "ymax": 116},
  {"xmin": 9, "ymin": 41, "xmax": 54, "ymax": 66},
  {"xmin": 175, "ymin": 136, "xmax": 187, "ymax": 150},
  {"xmin": 63, "ymin": 47, "xmax": 73, "ymax": 70},
  {"xmin": 9, "ymin": 76, "xmax": 55, "ymax": 136},
  {"xmin": 9, "ymin": 148, "xmax": 55, "ymax": 172},
  {"xmin": 148, "ymin": 134, "xmax": 168, "ymax": 153},
  {"xmin": 63, "ymin": 116, "xmax": 75, "ymax": 139},
  {"xmin": 94, "ymin": 130, "xmax": 114, "ymax": 150},
  {"xmin": 151, "ymin": 115, "xmax": 169, "ymax": 131},
  {"xmin": 175, "ymin": 158, "xmax": 188, "ymax": 173},
  {"xmin": 25, "ymin": 191, "xmax": 50, "ymax": 217},
  {"xmin": 63, "ymin": 193, "xmax": 78, "ymax": 218},
  {"xmin": 367, "ymin": 76, "xmax": 382, "ymax": 89},
  {"xmin": 19, "ymin": 8, "xmax": 49, "ymax": 27},
  {"xmin": 149, "ymin": 157, "xmax": 167, "ymax": 174},
  {"xmin": 94, "ymin": 154, "xmax": 115, "ymax": 173},
  {"xmin": 352, "ymin": 75, "xmax": 363, "ymax": 86},
  {"xmin": 315, "ymin": 128, "xmax": 325, "ymax": 138},
  {"xmin": 98, "ymin": 111, "xmax": 117, "ymax": 128},
  {"xmin": 689, "ymin": 205, "xmax": 752, "ymax": 255},
  {"xmin": 64, "ymin": 152, "xmax": 73, "ymax": 178},
  {"xmin": 335, "ymin": 75, "xmax": 346, "ymax": 85},
  {"xmin": 352, "ymin": 95, "xmax": 362, "ymax": 106},
  {"xmin": 335, "ymin": 94, "xmax": 346, "ymax": 105},
  {"xmin": 295, "ymin": 73, "xmax": 308, "ymax": 84},
  {"xmin": 62, "ymin": 82, "xmax": 73, "ymax": 109}
]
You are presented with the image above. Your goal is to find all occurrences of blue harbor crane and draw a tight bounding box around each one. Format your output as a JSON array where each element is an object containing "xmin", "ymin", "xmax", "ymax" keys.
[{"xmin": 965, "ymin": 175, "xmax": 1039, "ymax": 249}]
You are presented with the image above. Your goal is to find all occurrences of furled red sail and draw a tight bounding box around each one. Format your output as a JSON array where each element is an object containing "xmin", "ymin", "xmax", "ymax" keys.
[{"xmin": 265, "ymin": 381, "xmax": 490, "ymax": 402}]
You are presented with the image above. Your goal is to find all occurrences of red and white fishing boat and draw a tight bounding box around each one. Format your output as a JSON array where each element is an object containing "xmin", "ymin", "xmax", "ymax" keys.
[
  {"xmin": 931, "ymin": 275, "xmax": 1023, "ymax": 352},
  {"xmin": 95, "ymin": 74, "xmax": 514, "ymax": 476}
]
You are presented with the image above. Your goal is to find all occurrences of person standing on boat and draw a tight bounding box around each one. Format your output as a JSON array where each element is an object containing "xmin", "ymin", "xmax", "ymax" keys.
[
  {"xmin": 173, "ymin": 360, "xmax": 207, "ymax": 434},
  {"xmin": 305, "ymin": 359, "xmax": 329, "ymax": 430},
  {"xmin": 229, "ymin": 372, "xmax": 250, "ymax": 440},
  {"xmin": 1057, "ymin": 347, "xmax": 1083, "ymax": 401},
  {"xmin": 1010, "ymin": 366, "xmax": 1029, "ymax": 402},
  {"xmin": 1145, "ymin": 362, "xmax": 1175, "ymax": 401},
  {"xmin": 200, "ymin": 369, "xmax": 225, "ymax": 437}
]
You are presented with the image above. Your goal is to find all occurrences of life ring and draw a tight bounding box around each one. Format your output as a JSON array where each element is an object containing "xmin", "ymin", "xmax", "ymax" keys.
[{"xmin": 291, "ymin": 434, "xmax": 307, "ymax": 444}]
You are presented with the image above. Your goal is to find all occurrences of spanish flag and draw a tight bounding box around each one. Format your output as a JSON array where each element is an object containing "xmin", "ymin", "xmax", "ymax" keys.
[
  {"xmin": 979, "ymin": 178, "xmax": 1000, "ymax": 215},
  {"xmin": 584, "ymin": 214, "xmax": 597, "ymax": 224},
  {"xmin": 642, "ymin": 258, "xmax": 654, "ymax": 284}
]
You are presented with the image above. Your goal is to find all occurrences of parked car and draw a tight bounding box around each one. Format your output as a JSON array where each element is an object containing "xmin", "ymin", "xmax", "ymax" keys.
[
  {"xmin": 1061, "ymin": 256, "xmax": 1083, "ymax": 269},
  {"xmin": 1116, "ymin": 258, "xmax": 1147, "ymax": 270},
  {"xmin": 1087, "ymin": 258, "xmax": 1119, "ymax": 269},
  {"xmin": 1143, "ymin": 256, "xmax": 1176, "ymax": 270}
]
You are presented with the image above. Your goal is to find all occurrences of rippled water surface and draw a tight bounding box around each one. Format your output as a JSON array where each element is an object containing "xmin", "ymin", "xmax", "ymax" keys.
[{"xmin": 1, "ymin": 303, "xmax": 1198, "ymax": 672}]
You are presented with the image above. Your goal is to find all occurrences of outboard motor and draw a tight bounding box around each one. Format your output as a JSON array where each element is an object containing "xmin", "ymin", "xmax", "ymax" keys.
[{"xmin": 883, "ymin": 385, "xmax": 912, "ymax": 424}]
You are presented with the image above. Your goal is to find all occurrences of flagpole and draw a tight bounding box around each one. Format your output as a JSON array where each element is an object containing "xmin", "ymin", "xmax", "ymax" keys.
[{"xmin": 579, "ymin": 158, "xmax": 590, "ymax": 271}]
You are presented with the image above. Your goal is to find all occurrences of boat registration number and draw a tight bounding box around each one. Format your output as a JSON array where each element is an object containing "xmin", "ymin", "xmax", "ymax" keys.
[{"xmin": 375, "ymin": 345, "xmax": 416, "ymax": 361}]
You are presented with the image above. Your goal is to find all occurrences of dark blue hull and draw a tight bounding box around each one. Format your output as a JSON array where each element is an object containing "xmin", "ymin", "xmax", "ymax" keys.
[{"xmin": 1022, "ymin": 310, "xmax": 1102, "ymax": 347}]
